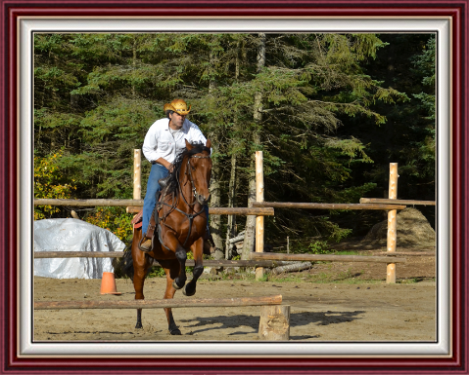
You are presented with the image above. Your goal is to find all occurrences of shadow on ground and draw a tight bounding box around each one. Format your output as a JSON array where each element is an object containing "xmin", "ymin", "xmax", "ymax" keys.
[{"xmin": 178, "ymin": 310, "xmax": 365, "ymax": 335}]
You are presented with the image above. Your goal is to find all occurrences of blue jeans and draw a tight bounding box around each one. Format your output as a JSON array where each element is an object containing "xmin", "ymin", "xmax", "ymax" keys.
[{"xmin": 142, "ymin": 163, "xmax": 169, "ymax": 236}]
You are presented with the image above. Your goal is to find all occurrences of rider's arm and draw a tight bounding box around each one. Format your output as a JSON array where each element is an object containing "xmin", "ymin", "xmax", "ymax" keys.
[{"xmin": 142, "ymin": 123, "xmax": 160, "ymax": 163}]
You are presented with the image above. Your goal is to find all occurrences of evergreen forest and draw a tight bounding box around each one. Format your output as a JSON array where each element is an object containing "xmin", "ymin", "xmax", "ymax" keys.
[{"xmin": 33, "ymin": 32, "xmax": 436, "ymax": 257}]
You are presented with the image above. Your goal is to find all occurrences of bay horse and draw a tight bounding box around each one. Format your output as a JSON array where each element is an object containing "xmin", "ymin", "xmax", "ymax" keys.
[{"xmin": 123, "ymin": 139, "xmax": 212, "ymax": 335}]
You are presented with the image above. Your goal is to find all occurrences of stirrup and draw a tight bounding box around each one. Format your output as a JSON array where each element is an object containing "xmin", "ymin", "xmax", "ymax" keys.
[{"xmin": 138, "ymin": 236, "xmax": 153, "ymax": 253}]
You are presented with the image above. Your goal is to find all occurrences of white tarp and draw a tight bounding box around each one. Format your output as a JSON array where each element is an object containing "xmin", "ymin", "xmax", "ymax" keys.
[{"xmin": 33, "ymin": 218, "xmax": 126, "ymax": 279}]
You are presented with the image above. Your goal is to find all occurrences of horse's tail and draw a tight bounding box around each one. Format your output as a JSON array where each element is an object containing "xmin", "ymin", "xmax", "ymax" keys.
[{"xmin": 122, "ymin": 244, "xmax": 135, "ymax": 281}]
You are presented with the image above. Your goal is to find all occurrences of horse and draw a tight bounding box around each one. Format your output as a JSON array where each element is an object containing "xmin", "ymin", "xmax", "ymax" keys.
[{"xmin": 123, "ymin": 139, "xmax": 212, "ymax": 335}]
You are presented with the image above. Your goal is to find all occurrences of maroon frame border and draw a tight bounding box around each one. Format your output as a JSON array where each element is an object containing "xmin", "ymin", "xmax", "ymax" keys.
[{"xmin": 1, "ymin": 1, "xmax": 467, "ymax": 373}]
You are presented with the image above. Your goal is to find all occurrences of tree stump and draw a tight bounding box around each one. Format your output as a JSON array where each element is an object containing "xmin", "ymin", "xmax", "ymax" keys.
[{"xmin": 258, "ymin": 305, "xmax": 290, "ymax": 340}]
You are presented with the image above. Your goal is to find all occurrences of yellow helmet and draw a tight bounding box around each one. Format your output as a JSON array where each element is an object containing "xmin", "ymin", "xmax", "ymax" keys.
[{"xmin": 163, "ymin": 99, "xmax": 192, "ymax": 115}]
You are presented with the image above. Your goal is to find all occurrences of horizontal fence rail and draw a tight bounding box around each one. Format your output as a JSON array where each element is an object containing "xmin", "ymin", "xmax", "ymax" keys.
[
  {"xmin": 34, "ymin": 199, "xmax": 274, "ymax": 216},
  {"xmin": 252, "ymin": 201, "xmax": 406, "ymax": 211},
  {"xmin": 34, "ymin": 295, "xmax": 283, "ymax": 310},
  {"xmin": 360, "ymin": 198, "xmax": 436, "ymax": 206},
  {"xmin": 35, "ymin": 198, "xmax": 142, "ymax": 207},
  {"xmin": 33, "ymin": 252, "xmax": 294, "ymax": 268},
  {"xmin": 250, "ymin": 252, "xmax": 406, "ymax": 264}
]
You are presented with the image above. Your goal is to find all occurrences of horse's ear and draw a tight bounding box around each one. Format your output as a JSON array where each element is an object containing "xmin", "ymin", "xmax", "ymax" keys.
[
  {"xmin": 205, "ymin": 139, "xmax": 211, "ymax": 148},
  {"xmin": 185, "ymin": 139, "xmax": 192, "ymax": 150}
]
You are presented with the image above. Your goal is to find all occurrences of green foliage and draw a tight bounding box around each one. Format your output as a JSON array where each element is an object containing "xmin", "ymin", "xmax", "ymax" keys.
[
  {"xmin": 307, "ymin": 240, "xmax": 333, "ymax": 254},
  {"xmin": 410, "ymin": 36, "xmax": 436, "ymax": 178},
  {"xmin": 83, "ymin": 207, "xmax": 134, "ymax": 242},
  {"xmin": 33, "ymin": 32, "xmax": 435, "ymax": 248},
  {"xmin": 34, "ymin": 149, "xmax": 76, "ymax": 219},
  {"xmin": 147, "ymin": 267, "xmax": 165, "ymax": 278}
]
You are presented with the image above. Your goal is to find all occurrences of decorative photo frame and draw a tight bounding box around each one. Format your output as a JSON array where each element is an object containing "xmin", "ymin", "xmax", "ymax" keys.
[{"xmin": 1, "ymin": 1, "xmax": 467, "ymax": 373}]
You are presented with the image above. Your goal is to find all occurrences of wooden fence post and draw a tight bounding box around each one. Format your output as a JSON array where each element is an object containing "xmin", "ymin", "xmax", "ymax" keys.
[
  {"xmin": 127, "ymin": 149, "xmax": 142, "ymax": 214},
  {"xmin": 133, "ymin": 149, "xmax": 141, "ymax": 200},
  {"xmin": 387, "ymin": 163, "xmax": 398, "ymax": 284},
  {"xmin": 255, "ymin": 151, "xmax": 265, "ymax": 280},
  {"xmin": 258, "ymin": 305, "xmax": 290, "ymax": 340}
]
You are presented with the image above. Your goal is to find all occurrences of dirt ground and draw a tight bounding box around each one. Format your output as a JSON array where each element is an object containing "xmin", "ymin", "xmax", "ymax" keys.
[{"xmin": 33, "ymin": 251, "xmax": 436, "ymax": 342}]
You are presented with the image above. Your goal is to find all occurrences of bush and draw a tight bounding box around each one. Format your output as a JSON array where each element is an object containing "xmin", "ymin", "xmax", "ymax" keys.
[
  {"xmin": 84, "ymin": 206, "xmax": 134, "ymax": 243},
  {"xmin": 308, "ymin": 240, "xmax": 333, "ymax": 254},
  {"xmin": 294, "ymin": 240, "xmax": 334, "ymax": 255}
]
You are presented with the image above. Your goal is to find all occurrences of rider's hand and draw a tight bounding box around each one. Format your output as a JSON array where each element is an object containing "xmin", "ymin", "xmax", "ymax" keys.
[
  {"xmin": 168, "ymin": 163, "xmax": 175, "ymax": 173},
  {"xmin": 155, "ymin": 158, "xmax": 174, "ymax": 173}
]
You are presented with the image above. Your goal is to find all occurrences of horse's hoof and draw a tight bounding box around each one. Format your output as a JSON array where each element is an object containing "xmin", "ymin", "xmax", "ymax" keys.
[
  {"xmin": 172, "ymin": 279, "xmax": 184, "ymax": 290},
  {"xmin": 135, "ymin": 323, "xmax": 143, "ymax": 329},
  {"xmin": 183, "ymin": 286, "xmax": 195, "ymax": 297},
  {"xmin": 169, "ymin": 328, "xmax": 182, "ymax": 335}
]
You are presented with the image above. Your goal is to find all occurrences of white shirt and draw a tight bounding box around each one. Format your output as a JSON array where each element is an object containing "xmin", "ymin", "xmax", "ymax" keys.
[{"xmin": 142, "ymin": 118, "xmax": 207, "ymax": 164}]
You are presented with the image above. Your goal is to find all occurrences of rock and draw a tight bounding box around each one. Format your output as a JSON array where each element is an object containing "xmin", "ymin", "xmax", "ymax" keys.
[{"xmin": 361, "ymin": 208, "xmax": 435, "ymax": 250}]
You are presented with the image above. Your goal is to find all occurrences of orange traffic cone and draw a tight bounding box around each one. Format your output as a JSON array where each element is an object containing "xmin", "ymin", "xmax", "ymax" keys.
[{"xmin": 100, "ymin": 272, "xmax": 122, "ymax": 295}]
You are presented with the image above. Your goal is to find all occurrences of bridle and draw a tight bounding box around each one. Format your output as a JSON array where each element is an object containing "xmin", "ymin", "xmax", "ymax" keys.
[
  {"xmin": 159, "ymin": 147, "xmax": 211, "ymax": 248},
  {"xmin": 181, "ymin": 153, "xmax": 211, "ymax": 206}
]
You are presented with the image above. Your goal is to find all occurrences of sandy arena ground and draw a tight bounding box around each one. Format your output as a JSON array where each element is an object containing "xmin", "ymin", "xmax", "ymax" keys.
[{"xmin": 33, "ymin": 253, "xmax": 436, "ymax": 342}]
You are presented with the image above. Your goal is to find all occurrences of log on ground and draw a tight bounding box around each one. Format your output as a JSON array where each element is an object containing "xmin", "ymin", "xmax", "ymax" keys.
[{"xmin": 270, "ymin": 262, "xmax": 313, "ymax": 275}]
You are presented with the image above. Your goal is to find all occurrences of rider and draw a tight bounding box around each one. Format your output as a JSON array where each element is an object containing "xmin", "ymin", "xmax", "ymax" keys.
[{"xmin": 140, "ymin": 99, "xmax": 209, "ymax": 252}]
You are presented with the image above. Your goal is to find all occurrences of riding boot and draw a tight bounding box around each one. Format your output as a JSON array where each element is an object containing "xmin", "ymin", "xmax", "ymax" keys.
[
  {"xmin": 139, "ymin": 205, "xmax": 158, "ymax": 253},
  {"xmin": 139, "ymin": 236, "xmax": 153, "ymax": 253}
]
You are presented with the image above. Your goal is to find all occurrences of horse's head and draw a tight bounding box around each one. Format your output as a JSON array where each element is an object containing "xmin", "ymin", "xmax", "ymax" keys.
[{"xmin": 184, "ymin": 139, "xmax": 212, "ymax": 206}]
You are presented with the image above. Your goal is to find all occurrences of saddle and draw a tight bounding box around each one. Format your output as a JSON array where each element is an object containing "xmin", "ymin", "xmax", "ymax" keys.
[
  {"xmin": 131, "ymin": 210, "xmax": 143, "ymax": 229},
  {"xmin": 136, "ymin": 176, "xmax": 174, "ymax": 252},
  {"xmin": 131, "ymin": 176, "xmax": 171, "ymax": 231}
]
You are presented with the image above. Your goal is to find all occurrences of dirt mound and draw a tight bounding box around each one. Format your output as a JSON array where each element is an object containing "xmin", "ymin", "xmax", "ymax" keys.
[{"xmin": 360, "ymin": 208, "xmax": 435, "ymax": 251}]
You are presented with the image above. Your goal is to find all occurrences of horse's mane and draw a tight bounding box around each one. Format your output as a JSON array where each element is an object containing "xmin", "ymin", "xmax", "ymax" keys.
[{"xmin": 164, "ymin": 141, "xmax": 209, "ymax": 196}]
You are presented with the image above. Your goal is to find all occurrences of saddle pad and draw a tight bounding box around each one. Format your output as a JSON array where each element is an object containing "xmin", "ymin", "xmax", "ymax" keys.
[{"xmin": 131, "ymin": 210, "xmax": 143, "ymax": 228}]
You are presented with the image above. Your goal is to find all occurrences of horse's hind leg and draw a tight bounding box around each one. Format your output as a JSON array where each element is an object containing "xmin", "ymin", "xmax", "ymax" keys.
[
  {"xmin": 161, "ymin": 260, "xmax": 182, "ymax": 335},
  {"xmin": 184, "ymin": 237, "xmax": 204, "ymax": 297},
  {"xmin": 133, "ymin": 265, "xmax": 148, "ymax": 329},
  {"xmin": 132, "ymin": 237, "xmax": 152, "ymax": 329}
]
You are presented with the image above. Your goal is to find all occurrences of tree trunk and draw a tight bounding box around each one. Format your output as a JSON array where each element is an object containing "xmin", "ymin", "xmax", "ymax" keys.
[
  {"xmin": 242, "ymin": 177, "xmax": 257, "ymax": 260},
  {"xmin": 242, "ymin": 33, "xmax": 266, "ymax": 260},
  {"xmin": 207, "ymin": 44, "xmax": 224, "ymax": 259},
  {"xmin": 132, "ymin": 38, "xmax": 136, "ymax": 99},
  {"xmin": 209, "ymin": 142, "xmax": 224, "ymax": 259},
  {"xmin": 225, "ymin": 153, "xmax": 237, "ymax": 259}
]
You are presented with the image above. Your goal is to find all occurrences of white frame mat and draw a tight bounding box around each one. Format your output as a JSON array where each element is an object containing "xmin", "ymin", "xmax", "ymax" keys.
[{"xmin": 19, "ymin": 17, "xmax": 451, "ymax": 357}]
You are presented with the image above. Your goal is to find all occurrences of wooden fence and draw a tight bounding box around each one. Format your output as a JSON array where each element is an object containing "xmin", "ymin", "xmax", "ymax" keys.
[{"xmin": 34, "ymin": 151, "xmax": 435, "ymax": 283}]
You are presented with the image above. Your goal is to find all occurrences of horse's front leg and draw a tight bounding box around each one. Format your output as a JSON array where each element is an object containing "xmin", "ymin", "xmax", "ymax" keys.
[
  {"xmin": 183, "ymin": 237, "xmax": 204, "ymax": 297},
  {"xmin": 163, "ymin": 231, "xmax": 187, "ymax": 290}
]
